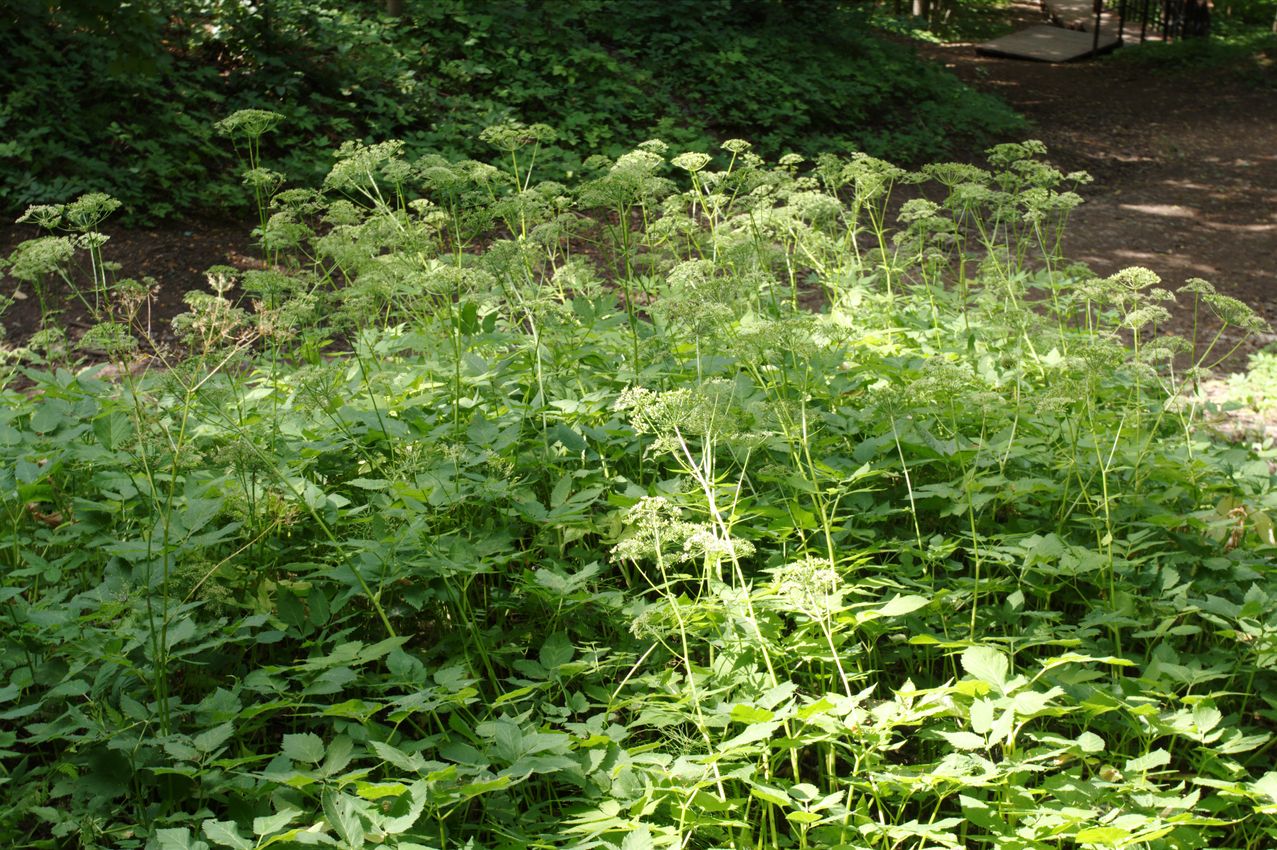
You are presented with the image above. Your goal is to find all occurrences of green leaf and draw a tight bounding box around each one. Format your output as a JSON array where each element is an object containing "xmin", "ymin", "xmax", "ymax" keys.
[
  {"xmin": 193, "ymin": 722, "xmax": 234, "ymax": 755},
  {"xmin": 30, "ymin": 398, "xmax": 70, "ymax": 433},
  {"xmin": 253, "ymin": 808, "xmax": 299, "ymax": 836},
  {"xmin": 201, "ymin": 820, "xmax": 252, "ymax": 850},
  {"xmin": 876, "ymin": 594, "xmax": 929, "ymax": 617},
  {"xmin": 620, "ymin": 825, "xmax": 654, "ymax": 850},
  {"xmin": 382, "ymin": 780, "xmax": 429, "ymax": 834},
  {"xmin": 550, "ymin": 474, "xmax": 572, "ymax": 508},
  {"xmin": 961, "ymin": 645, "xmax": 1009, "ymax": 689},
  {"xmin": 93, "ymin": 410, "xmax": 133, "ymax": 450},
  {"xmin": 539, "ymin": 631, "xmax": 575, "ymax": 669},
  {"xmin": 969, "ymin": 698, "xmax": 994, "ymax": 735},
  {"xmin": 321, "ymin": 734, "xmax": 355, "ymax": 776},
  {"xmin": 282, "ymin": 732, "xmax": 326, "ymax": 764},
  {"xmin": 718, "ymin": 719, "xmax": 781, "ymax": 751},
  {"xmin": 155, "ymin": 828, "xmax": 210, "ymax": 850},
  {"xmin": 1076, "ymin": 731, "xmax": 1105, "ymax": 753},
  {"xmin": 938, "ymin": 730, "xmax": 986, "ymax": 750},
  {"xmin": 730, "ymin": 704, "xmax": 775, "ymax": 724},
  {"xmin": 750, "ymin": 782, "xmax": 792, "ymax": 808},
  {"xmin": 1075, "ymin": 825, "xmax": 1130, "ymax": 845},
  {"xmin": 1124, "ymin": 748, "xmax": 1170, "ymax": 773},
  {"xmin": 322, "ymin": 790, "xmax": 365, "ymax": 850}
]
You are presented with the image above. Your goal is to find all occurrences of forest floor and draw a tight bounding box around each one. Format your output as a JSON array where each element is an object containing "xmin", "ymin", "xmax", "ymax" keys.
[{"xmin": 3, "ymin": 12, "xmax": 1275, "ymax": 376}]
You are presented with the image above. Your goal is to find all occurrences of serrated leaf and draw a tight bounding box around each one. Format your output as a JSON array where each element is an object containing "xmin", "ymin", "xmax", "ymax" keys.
[
  {"xmin": 201, "ymin": 820, "xmax": 252, "ymax": 850},
  {"xmin": 1077, "ymin": 731, "xmax": 1105, "ymax": 753},
  {"xmin": 369, "ymin": 740, "xmax": 427, "ymax": 772},
  {"xmin": 155, "ymin": 828, "xmax": 209, "ymax": 850},
  {"xmin": 1075, "ymin": 825, "xmax": 1130, "ymax": 844},
  {"xmin": 938, "ymin": 730, "xmax": 986, "ymax": 750},
  {"xmin": 193, "ymin": 722, "xmax": 235, "ymax": 755},
  {"xmin": 961, "ymin": 645, "xmax": 1009, "ymax": 689},
  {"xmin": 282, "ymin": 732, "xmax": 325, "ymax": 764},
  {"xmin": 620, "ymin": 825, "xmax": 654, "ymax": 850},
  {"xmin": 539, "ymin": 631, "xmax": 574, "ymax": 669},
  {"xmin": 322, "ymin": 790, "xmax": 364, "ymax": 850},
  {"xmin": 382, "ymin": 780, "xmax": 429, "ymax": 834},
  {"xmin": 321, "ymin": 734, "xmax": 354, "ymax": 776},
  {"xmin": 253, "ymin": 808, "xmax": 299, "ymax": 836},
  {"xmin": 730, "ymin": 704, "xmax": 775, "ymax": 724},
  {"xmin": 1125, "ymin": 748, "xmax": 1171, "ymax": 773},
  {"xmin": 969, "ymin": 698, "xmax": 994, "ymax": 735}
]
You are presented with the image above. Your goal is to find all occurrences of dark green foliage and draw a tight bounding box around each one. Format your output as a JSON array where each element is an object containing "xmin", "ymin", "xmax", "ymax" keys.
[{"xmin": 0, "ymin": 0, "xmax": 1022, "ymax": 222}]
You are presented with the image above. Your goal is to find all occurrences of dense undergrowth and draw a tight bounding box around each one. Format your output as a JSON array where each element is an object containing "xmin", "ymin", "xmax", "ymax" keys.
[
  {"xmin": 2, "ymin": 121, "xmax": 1277, "ymax": 850},
  {"xmin": 0, "ymin": 0, "xmax": 1022, "ymax": 222}
]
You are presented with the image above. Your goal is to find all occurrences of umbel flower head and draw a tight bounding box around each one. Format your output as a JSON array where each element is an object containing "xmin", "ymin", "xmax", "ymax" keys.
[
  {"xmin": 613, "ymin": 379, "xmax": 760, "ymax": 456},
  {"xmin": 214, "ymin": 108, "xmax": 284, "ymax": 140},
  {"xmin": 8, "ymin": 236, "xmax": 74, "ymax": 283},
  {"xmin": 610, "ymin": 496, "xmax": 754, "ymax": 568},
  {"xmin": 769, "ymin": 556, "xmax": 844, "ymax": 617}
]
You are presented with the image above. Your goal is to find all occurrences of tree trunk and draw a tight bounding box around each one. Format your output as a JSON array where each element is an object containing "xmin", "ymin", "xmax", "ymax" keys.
[
  {"xmin": 386, "ymin": 0, "xmax": 404, "ymax": 17},
  {"xmin": 1181, "ymin": 0, "xmax": 1210, "ymax": 36}
]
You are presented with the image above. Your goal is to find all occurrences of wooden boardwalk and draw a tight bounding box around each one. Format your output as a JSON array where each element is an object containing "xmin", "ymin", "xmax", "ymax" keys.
[
  {"xmin": 977, "ymin": 0, "xmax": 1132, "ymax": 62},
  {"xmin": 978, "ymin": 24, "xmax": 1119, "ymax": 61}
]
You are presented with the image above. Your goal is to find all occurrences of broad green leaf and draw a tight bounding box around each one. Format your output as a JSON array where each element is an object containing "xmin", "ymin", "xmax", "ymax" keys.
[
  {"xmin": 959, "ymin": 795, "xmax": 1006, "ymax": 832},
  {"xmin": 938, "ymin": 730, "xmax": 986, "ymax": 750},
  {"xmin": 369, "ymin": 740, "xmax": 427, "ymax": 772},
  {"xmin": 796, "ymin": 698, "xmax": 834, "ymax": 720},
  {"xmin": 730, "ymin": 704, "xmax": 775, "ymax": 724},
  {"xmin": 718, "ymin": 719, "xmax": 781, "ymax": 751},
  {"xmin": 322, "ymin": 790, "xmax": 365, "ymax": 850},
  {"xmin": 382, "ymin": 780, "xmax": 429, "ymax": 833},
  {"xmin": 93, "ymin": 410, "xmax": 133, "ymax": 450},
  {"xmin": 786, "ymin": 811, "xmax": 822, "ymax": 825},
  {"xmin": 969, "ymin": 698, "xmax": 994, "ymax": 735},
  {"xmin": 282, "ymin": 733, "xmax": 326, "ymax": 764},
  {"xmin": 193, "ymin": 722, "xmax": 234, "ymax": 755},
  {"xmin": 1251, "ymin": 771, "xmax": 1277, "ymax": 803},
  {"xmin": 459, "ymin": 775, "xmax": 513, "ymax": 798},
  {"xmin": 321, "ymin": 734, "xmax": 354, "ymax": 776},
  {"xmin": 155, "ymin": 828, "xmax": 209, "ymax": 850},
  {"xmin": 620, "ymin": 825, "xmax": 654, "ymax": 850},
  {"xmin": 550, "ymin": 474, "xmax": 572, "ymax": 508},
  {"xmin": 1075, "ymin": 825, "xmax": 1130, "ymax": 845},
  {"xmin": 30, "ymin": 398, "xmax": 70, "ymax": 433},
  {"xmin": 539, "ymin": 631, "xmax": 575, "ymax": 669},
  {"xmin": 253, "ymin": 808, "xmax": 299, "ymax": 836},
  {"xmin": 877, "ymin": 594, "xmax": 929, "ymax": 617},
  {"xmin": 1077, "ymin": 731, "xmax": 1105, "ymax": 753},
  {"xmin": 750, "ymin": 782, "xmax": 792, "ymax": 808},
  {"xmin": 1124, "ymin": 748, "xmax": 1171, "ymax": 773},
  {"xmin": 961, "ymin": 645, "xmax": 1009, "ymax": 689},
  {"xmin": 201, "ymin": 820, "xmax": 252, "ymax": 850}
]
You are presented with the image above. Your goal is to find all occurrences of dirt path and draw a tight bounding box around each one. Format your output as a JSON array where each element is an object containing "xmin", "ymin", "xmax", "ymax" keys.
[{"xmin": 920, "ymin": 8, "xmax": 1277, "ymax": 365}]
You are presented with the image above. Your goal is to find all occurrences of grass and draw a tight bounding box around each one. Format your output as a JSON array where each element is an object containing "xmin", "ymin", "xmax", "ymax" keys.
[{"xmin": 1, "ymin": 121, "xmax": 1276, "ymax": 850}]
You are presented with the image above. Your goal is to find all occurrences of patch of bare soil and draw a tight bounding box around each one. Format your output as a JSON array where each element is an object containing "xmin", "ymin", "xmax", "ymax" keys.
[{"xmin": 1, "ymin": 219, "xmax": 255, "ymax": 353}]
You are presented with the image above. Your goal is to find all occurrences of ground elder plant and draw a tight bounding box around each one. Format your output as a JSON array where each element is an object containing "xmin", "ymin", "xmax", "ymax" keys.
[{"xmin": 2, "ymin": 123, "xmax": 1277, "ymax": 850}]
